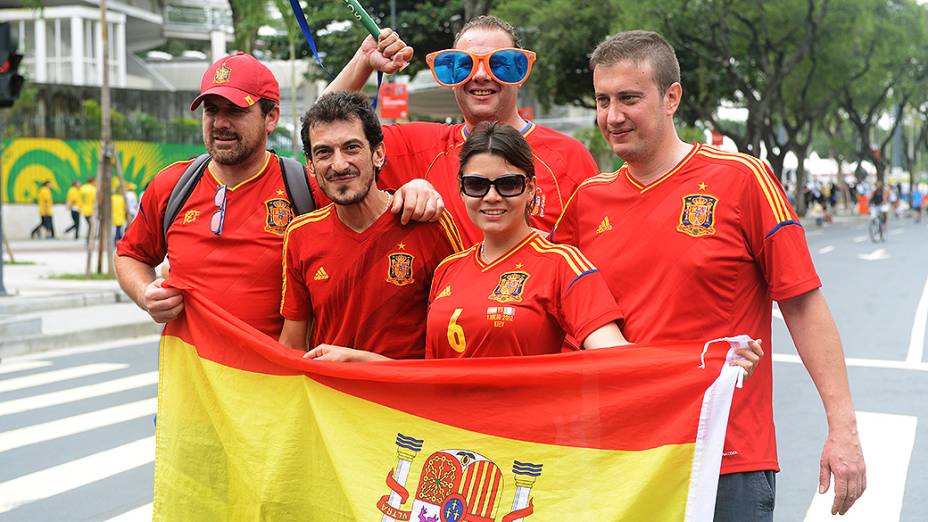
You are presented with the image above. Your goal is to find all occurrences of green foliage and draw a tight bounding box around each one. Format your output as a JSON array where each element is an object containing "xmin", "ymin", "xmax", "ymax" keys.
[
  {"xmin": 48, "ymin": 272, "xmax": 116, "ymax": 281},
  {"xmin": 494, "ymin": 0, "xmax": 612, "ymax": 110}
]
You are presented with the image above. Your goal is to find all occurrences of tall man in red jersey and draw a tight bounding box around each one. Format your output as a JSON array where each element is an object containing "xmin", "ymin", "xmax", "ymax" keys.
[
  {"xmin": 325, "ymin": 16, "xmax": 599, "ymax": 246},
  {"xmin": 115, "ymin": 53, "xmax": 441, "ymax": 338},
  {"xmin": 279, "ymin": 92, "xmax": 463, "ymax": 357},
  {"xmin": 551, "ymin": 31, "xmax": 865, "ymax": 519}
]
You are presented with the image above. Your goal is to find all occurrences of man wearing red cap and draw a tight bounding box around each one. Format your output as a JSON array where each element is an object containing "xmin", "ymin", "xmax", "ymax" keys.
[{"xmin": 114, "ymin": 53, "xmax": 442, "ymax": 337}]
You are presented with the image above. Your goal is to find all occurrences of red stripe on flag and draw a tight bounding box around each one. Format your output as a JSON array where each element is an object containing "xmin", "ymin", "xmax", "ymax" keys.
[{"xmin": 175, "ymin": 290, "xmax": 730, "ymax": 451}]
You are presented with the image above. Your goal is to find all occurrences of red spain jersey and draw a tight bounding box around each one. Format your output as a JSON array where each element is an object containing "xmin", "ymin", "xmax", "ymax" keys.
[
  {"xmin": 117, "ymin": 153, "xmax": 299, "ymax": 338},
  {"xmin": 377, "ymin": 121, "xmax": 599, "ymax": 246},
  {"xmin": 551, "ymin": 143, "xmax": 822, "ymax": 474},
  {"xmin": 281, "ymin": 205, "xmax": 463, "ymax": 359},
  {"xmin": 426, "ymin": 232, "xmax": 622, "ymax": 359}
]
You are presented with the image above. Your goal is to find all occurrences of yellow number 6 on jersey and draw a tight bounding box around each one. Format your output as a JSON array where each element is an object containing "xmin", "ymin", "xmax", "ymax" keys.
[{"xmin": 447, "ymin": 308, "xmax": 467, "ymax": 353}]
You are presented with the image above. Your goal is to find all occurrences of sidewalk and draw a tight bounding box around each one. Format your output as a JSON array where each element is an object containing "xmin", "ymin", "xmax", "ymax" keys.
[{"xmin": 0, "ymin": 239, "xmax": 162, "ymax": 358}]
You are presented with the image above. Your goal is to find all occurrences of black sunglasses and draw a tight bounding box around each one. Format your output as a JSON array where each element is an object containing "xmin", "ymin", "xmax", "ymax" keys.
[{"xmin": 460, "ymin": 174, "xmax": 527, "ymax": 198}]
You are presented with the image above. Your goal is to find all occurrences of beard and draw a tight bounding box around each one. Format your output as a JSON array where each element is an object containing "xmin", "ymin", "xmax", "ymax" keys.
[
  {"xmin": 205, "ymin": 131, "xmax": 262, "ymax": 165},
  {"xmin": 322, "ymin": 167, "xmax": 374, "ymax": 206}
]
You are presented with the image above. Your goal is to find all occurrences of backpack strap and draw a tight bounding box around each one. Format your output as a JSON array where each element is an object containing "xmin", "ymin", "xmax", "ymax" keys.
[
  {"xmin": 162, "ymin": 153, "xmax": 211, "ymax": 241},
  {"xmin": 279, "ymin": 155, "xmax": 315, "ymax": 216}
]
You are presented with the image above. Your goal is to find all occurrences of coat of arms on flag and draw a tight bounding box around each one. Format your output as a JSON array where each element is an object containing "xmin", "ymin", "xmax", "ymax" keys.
[{"xmin": 376, "ymin": 434, "xmax": 541, "ymax": 521}]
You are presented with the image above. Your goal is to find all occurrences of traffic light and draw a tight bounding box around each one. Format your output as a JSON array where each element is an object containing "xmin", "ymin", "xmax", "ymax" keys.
[{"xmin": 0, "ymin": 22, "xmax": 24, "ymax": 108}]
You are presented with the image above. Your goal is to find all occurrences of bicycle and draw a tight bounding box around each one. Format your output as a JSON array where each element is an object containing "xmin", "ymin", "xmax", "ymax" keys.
[{"xmin": 868, "ymin": 204, "xmax": 889, "ymax": 243}]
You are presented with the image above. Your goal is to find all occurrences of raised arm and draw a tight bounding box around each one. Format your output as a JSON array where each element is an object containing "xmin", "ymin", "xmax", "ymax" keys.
[{"xmin": 322, "ymin": 28, "xmax": 413, "ymax": 95}]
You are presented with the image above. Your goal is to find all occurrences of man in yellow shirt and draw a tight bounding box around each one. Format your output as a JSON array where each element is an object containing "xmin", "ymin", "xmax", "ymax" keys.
[
  {"xmin": 30, "ymin": 181, "xmax": 55, "ymax": 239},
  {"xmin": 112, "ymin": 191, "xmax": 127, "ymax": 242},
  {"xmin": 79, "ymin": 176, "xmax": 97, "ymax": 240},
  {"xmin": 64, "ymin": 180, "xmax": 82, "ymax": 239}
]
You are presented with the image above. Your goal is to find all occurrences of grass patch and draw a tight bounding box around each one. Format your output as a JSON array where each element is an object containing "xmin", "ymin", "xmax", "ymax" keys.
[
  {"xmin": 3, "ymin": 260, "xmax": 36, "ymax": 266},
  {"xmin": 48, "ymin": 272, "xmax": 116, "ymax": 281}
]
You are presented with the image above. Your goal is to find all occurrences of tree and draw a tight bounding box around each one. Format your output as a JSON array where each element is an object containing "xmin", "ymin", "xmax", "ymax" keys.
[
  {"xmin": 493, "ymin": 0, "xmax": 613, "ymax": 110},
  {"xmin": 229, "ymin": 0, "xmax": 270, "ymax": 54},
  {"xmin": 827, "ymin": 0, "xmax": 928, "ymax": 182}
]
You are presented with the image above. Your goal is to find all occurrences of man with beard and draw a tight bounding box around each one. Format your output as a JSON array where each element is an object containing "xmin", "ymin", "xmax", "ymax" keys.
[
  {"xmin": 324, "ymin": 16, "xmax": 599, "ymax": 246},
  {"xmin": 279, "ymin": 91, "xmax": 463, "ymax": 357},
  {"xmin": 115, "ymin": 53, "xmax": 442, "ymax": 338}
]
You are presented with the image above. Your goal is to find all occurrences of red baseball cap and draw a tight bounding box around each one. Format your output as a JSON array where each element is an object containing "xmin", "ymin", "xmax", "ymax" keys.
[{"xmin": 190, "ymin": 52, "xmax": 280, "ymax": 111}]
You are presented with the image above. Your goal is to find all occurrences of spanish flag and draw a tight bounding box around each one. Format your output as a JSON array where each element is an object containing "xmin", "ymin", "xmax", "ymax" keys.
[{"xmin": 153, "ymin": 290, "xmax": 741, "ymax": 521}]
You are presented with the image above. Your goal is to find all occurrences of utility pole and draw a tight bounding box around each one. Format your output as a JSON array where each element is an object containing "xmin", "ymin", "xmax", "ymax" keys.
[
  {"xmin": 94, "ymin": 0, "xmax": 114, "ymax": 275},
  {"xmin": 85, "ymin": 0, "xmax": 114, "ymax": 275}
]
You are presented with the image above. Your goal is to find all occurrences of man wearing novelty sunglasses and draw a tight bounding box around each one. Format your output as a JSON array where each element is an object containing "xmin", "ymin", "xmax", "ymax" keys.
[{"xmin": 324, "ymin": 15, "xmax": 600, "ymax": 247}]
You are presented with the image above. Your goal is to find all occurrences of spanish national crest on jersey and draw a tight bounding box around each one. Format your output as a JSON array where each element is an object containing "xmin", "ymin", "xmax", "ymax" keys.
[
  {"xmin": 376, "ymin": 434, "xmax": 542, "ymax": 522},
  {"xmin": 387, "ymin": 252, "xmax": 415, "ymax": 287},
  {"xmin": 676, "ymin": 194, "xmax": 718, "ymax": 238},
  {"xmin": 264, "ymin": 198, "xmax": 293, "ymax": 236},
  {"xmin": 489, "ymin": 271, "xmax": 530, "ymax": 303}
]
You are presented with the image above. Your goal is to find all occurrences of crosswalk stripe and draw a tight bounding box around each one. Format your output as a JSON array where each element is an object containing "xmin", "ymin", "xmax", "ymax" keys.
[
  {"xmin": 0, "ymin": 363, "xmax": 127, "ymax": 393},
  {"xmin": 0, "ymin": 436, "xmax": 155, "ymax": 513},
  {"xmin": 804, "ymin": 411, "xmax": 916, "ymax": 521},
  {"xmin": 0, "ymin": 397, "xmax": 157, "ymax": 453},
  {"xmin": 0, "ymin": 361, "xmax": 52, "ymax": 376},
  {"xmin": 104, "ymin": 503, "xmax": 152, "ymax": 521},
  {"xmin": 0, "ymin": 371, "xmax": 158, "ymax": 417}
]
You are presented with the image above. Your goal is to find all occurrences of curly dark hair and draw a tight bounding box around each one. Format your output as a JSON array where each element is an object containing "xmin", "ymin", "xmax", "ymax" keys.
[{"xmin": 300, "ymin": 91, "xmax": 384, "ymax": 158}]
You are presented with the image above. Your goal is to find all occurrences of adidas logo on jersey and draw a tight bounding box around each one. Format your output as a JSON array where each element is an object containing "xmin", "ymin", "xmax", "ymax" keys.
[
  {"xmin": 435, "ymin": 285, "xmax": 452, "ymax": 299},
  {"xmin": 313, "ymin": 267, "xmax": 329, "ymax": 281},
  {"xmin": 596, "ymin": 216, "xmax": 613, "ymax": 234}
]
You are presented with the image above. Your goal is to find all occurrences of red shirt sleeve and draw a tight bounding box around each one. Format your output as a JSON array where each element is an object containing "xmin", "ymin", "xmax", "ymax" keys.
[
  {"xmin": 115, "ymin": 165, "xmax": 178, "ymax": 266},
  {"xmin": 742, "ymin": 161, "xmax": 821, "ymax": 301},
  {"xmin": 280, "ymin": 226, "xmax": 311, "ymax": 321},
  {"xmin": 553, "ymin": 251, "xmax": 623, "ymax": 345}
]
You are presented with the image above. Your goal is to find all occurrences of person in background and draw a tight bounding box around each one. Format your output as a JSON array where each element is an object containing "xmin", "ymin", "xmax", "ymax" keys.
[
  {"xmin": 64, "ymin": 180, "xmax": 81, "ymax": 239},
  {"xmin": 79, "ymin": 176, "xmax": 97, "ymax": 240},
  {"xmin": 30, "ymin": 181, "xmax": 55, "ymax": 239}
]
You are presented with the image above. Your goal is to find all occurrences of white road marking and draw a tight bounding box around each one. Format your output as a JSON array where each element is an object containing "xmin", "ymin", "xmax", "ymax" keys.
[
  {"xmin": 0, "ymin": 436, "xmax": 155, "ymax": 513},
  {"xmin": 852, "ymin": 236, "xmax": 867, "ymax": 243},
  {"xmin": 773, "ymin": 353, "xmax": 928, "ymax": 371},
  {"xmin": 857, "ymin": 248, "xmax": 889, "ymax": 261},
  {"xmin": 0, "ymin": 371, "xmax": 158, "ymax": 417},
  {"xmin": 3, "ymin": 336, "xmax": 160, "ymax": 361},
  {"xmin": 0, "ymin": 398, "xmax": 157, "ymax": 453},
  {"xmin": 0, "ymin": 363, "xmax": 127, "ymax": 393},
  {"xmin": 804, "ymin": 411, "xmax": 916, "ymax": 522},
  {"xmin": 105, "ymin": 503, "xmax": 152, "ymax": 521},
  {"xmin": 0, "ymin": 361, "xmax": 51, "ymax": 376},
  {"xmin": 818, "ymin": 246, "xmax": 835, "ymax": 254},
  {"xmin": 890, "ymin": 228, "xmax": 904, "ymax": 236},
  {"xmin": 907, "ymin": 275, "xmax": 928, "ymax": 365},
  {"xmin": 772, "ymin": 303, "xmax": 783, "ymax": 320}
]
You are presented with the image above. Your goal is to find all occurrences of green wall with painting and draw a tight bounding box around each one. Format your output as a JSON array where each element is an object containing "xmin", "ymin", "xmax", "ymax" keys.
[{"xmin": 1, "ymin": 139, "xmax": 296, "ymax": 204}]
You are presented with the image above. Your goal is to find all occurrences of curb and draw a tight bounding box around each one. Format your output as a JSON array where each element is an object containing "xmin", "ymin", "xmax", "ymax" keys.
[
  {"xmin": 0, "ymin": 321, "xmax": 164, "ymax": 359},
  {"xmin": 0, "ymin": 291, "xmax": 130, "ymax": 315}
]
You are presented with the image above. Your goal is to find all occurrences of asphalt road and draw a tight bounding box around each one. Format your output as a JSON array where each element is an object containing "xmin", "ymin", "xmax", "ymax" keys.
[
  {"xmin": 0, "ymin": 214, "xmax": 925, "ymax": 521},
  {"xmin": 773, "ymin": 214, "xmax": 928, "ymax": 521}
]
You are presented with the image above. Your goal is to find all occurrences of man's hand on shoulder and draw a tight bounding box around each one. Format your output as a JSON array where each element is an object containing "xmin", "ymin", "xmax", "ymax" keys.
[
  {"xmin": 143, "ymin": 278, "xmax": 184, "ymax": 323},
  {"xmin": 820, "ymin": 423, "xmax": 866, "ymax": 515},
  {"xmin": 391, "ymin": 179, "xmax": 445, "ymax": 224},
  {"xmin": 363, "ymin": 28, "xmax": 413, "ymax": 74}
]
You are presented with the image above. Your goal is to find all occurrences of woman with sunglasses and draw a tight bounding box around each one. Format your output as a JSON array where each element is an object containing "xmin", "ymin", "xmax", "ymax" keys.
[{"xmin": 307, "ymin": 124, "xmax": 763, "ymax": 370}]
